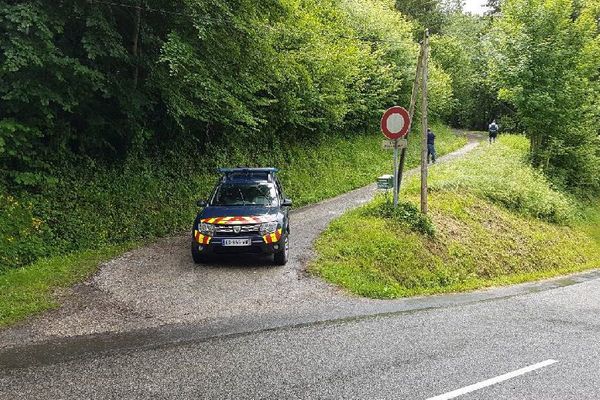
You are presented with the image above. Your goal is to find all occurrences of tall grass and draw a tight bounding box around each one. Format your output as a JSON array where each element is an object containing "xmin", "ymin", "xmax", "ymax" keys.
[
  {"xmin": 312, "ymin": 135, "xmax": 600, "ymax": 299},
  {"xmin": 404, "ymin": 135, "xmax": 578, "ymax": 224}
]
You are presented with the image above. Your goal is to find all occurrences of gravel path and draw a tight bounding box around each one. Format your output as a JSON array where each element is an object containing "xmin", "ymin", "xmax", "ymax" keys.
[{"xmin": 0, "ymin": 135, "xmax": 481, "ymax": 350}]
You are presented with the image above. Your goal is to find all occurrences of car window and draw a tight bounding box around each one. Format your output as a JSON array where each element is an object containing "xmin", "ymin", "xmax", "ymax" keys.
[{"xmin": 212, "ymin": 183, "xmax": 278, "ymax": 206}]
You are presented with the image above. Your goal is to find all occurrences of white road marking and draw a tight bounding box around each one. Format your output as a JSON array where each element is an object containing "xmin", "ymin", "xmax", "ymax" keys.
[{"xmin": 426, "ymin": 359, "xmax": 558, "ymax": 400}]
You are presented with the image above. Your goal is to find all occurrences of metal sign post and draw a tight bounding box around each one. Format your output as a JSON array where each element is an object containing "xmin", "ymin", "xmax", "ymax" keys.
[
  {"xmin": 393, "ymin": 139, "xmax": 399, "ymax": 206},
  {"xmin": 380, "ymin": 106, "xmax": 411, "ymax": 207}
]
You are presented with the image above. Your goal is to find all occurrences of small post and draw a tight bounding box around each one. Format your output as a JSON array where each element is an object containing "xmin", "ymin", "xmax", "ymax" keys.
[
  {"xmin": 420, "ymin": 29, "xmax": 429, "ymax": 214},
  {"xmin": 393, "ymin": 139, "xmax": 399, "ymax": 206}
]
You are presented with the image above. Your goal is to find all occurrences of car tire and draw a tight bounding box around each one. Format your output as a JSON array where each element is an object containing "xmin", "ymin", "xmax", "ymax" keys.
[
  {"xmin": 191, "ymin": 241, "xmax": 207, "ymax": 264},
  {"xmin": 273, "ymin": 235, "xmax": 289, "ymax": 266}
]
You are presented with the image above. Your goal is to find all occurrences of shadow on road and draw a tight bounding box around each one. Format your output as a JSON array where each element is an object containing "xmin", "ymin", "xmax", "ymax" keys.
[{"xmin": 197, "ymin": 254, "xmax": 279, "ymax": 269}]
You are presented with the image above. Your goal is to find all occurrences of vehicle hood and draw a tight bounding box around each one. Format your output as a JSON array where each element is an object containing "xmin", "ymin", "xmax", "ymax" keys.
[{"xmin": 199, "ymin": 206, "xmax": 279, "ymax": 223}]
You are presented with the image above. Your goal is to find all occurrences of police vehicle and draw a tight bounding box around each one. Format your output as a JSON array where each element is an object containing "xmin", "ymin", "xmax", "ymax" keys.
[{"xmin": 192, "ymin": 168, "xmax": 291, "ymax": 265}]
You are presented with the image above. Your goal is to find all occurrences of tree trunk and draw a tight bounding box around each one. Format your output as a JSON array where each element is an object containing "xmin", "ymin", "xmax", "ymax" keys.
[
  {"xmin": 132, "ymin": 1, "xmax": 142, "ymax": 88},
  {"xmin": 530, "ymin": 132, "xmax": 543, "ymax": 168}
]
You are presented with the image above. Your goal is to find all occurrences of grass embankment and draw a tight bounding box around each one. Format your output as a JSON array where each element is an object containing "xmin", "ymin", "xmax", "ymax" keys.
[
  {"xmin": 311, "ymin": 135, "xmax": 600, "ymax": 298},
  {"xmin": 0, "ymin": 125, "xmax": 466, "ymax": 328},
  {"xmin": 0, "ymin": 245, "xmax": 132, "ymax": 327}
]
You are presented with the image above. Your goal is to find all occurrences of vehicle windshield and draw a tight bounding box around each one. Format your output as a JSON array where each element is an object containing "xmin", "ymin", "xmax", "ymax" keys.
[{"xmin": 211, "ymin": 183, "xmax": 278, "ymax": 207}]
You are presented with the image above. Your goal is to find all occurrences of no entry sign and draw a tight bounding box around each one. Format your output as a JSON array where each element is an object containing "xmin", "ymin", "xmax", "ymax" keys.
[{"xmin": 381, "ymin": 106, "xmax": 411, "ymax": 140}]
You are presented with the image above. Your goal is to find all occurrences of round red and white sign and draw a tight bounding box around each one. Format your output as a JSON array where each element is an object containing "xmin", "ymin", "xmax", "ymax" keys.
[{"xmin": 380, "ymin": 106, "xmax": 411, "ymax": 140}]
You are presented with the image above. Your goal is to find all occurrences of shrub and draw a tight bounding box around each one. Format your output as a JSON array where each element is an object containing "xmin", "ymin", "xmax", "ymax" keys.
[
  {"xmin": 0, "ymin": 194, "xmax": 50, "ymax": 272},
  {"xmin": 363, "ymin": 196, "xmax": 436, "ymax": 236}
]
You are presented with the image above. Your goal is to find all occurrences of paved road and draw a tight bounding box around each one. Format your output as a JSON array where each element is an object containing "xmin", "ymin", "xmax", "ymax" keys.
[{"xmin": 2, "ymin": 273, "xmax": 600, "ymax": 399}]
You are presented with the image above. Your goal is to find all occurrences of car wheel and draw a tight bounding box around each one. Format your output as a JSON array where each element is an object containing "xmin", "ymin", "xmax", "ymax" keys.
[
  {"xmin": 274, "ymin": 235, "xmax": 289, "ymax": 266},
  {"xmin": 191, "ymin": 241, "xmax": 207, "ymax": 264}
]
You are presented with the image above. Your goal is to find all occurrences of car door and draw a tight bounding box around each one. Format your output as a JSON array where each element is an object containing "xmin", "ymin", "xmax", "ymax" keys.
[{"xmin": 275, "ymin": 177, "xmax": 290, "ymax": 233}]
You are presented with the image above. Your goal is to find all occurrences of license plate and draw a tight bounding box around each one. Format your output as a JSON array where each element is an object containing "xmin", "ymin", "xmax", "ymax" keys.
[{"xmin": 222, "ymin": 238, "xmax": 251, "ymax": 247}]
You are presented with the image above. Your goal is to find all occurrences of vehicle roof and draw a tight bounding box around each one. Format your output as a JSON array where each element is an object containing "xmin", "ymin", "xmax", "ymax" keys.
[{"xmin": 218, "ymin": 168, "xmax": 278, "ymax": 174}]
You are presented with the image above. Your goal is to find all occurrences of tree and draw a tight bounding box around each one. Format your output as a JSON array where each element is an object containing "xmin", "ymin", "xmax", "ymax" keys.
[
  {"xmin": 491, "ymin": 0, "xmax": 600, "ymax": 192},
  {"xmin": 394, "ymin": 0, "xmax": 446, "ymax": 33},
  {"xmin": 431, "ymin": 12, "xmax": 500, "ymax": 129},
  {"xmin": 485, "ymin": 0, "xmax": 502, "ymax": 15}
]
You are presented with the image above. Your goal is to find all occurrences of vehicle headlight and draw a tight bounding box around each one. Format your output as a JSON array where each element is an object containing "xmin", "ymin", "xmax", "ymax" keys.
[
  {"xmin": 260, "ymin": 222, "xmax": 278, "ymax": 235},
  {"xmin": 199, "ymin": 222, "xmax": 215, "ymax": 236}
]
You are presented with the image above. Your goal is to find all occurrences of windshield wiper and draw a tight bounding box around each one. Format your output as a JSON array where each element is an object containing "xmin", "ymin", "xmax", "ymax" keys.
[{"xmin": 237, "ymin": 187, "xmax": 247, "ymax": 206}]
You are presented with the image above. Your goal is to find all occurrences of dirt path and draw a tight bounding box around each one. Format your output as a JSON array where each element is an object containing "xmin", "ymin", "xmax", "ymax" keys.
[{"xmin": 0, "ymin": 135, "xmax": 482, "ymax": 350}]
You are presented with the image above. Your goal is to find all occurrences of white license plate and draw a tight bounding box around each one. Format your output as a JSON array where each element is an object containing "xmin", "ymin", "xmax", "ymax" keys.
[{"xmin": 222, "ymin": 238, "xmax": 251, "ymax": 247}]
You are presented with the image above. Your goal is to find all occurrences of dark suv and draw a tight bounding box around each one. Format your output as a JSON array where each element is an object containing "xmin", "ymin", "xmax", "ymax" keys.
[{"xmin": 192, "ymin": 168, "xmax": 292, "ymax": 265}]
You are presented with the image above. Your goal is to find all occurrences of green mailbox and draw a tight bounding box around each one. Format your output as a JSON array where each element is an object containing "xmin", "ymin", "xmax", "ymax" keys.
[{"xmin": 377, "ymin": 175, "xmax": 394, "ymax": 190}]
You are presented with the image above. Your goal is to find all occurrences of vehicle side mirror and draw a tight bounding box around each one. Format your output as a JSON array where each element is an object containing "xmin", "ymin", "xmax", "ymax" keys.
[
  {"xmin": 196, "ymin": 199, "xmax": 207, "ymax": 208},
  {"xmin": 282, "ymin": 198, "xmax": 293, "ymax": 207}
]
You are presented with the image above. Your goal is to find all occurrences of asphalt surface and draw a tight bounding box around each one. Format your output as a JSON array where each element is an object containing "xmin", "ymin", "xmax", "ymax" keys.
[
  {"xmin": 3, "ymin": 134, "xmax": 600, "ymax": 398},
  {"xmin": 2, "ymin": 274, "xmax": 600, "ymax": 399}
]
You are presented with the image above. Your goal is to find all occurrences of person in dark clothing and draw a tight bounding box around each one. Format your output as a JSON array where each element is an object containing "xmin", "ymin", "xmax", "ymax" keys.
[
  {"xmin": 427, "ymin": 128, "xmax": 436, "ymax": 164},
  {"xmin": 488, "ymin": 120, "xmax": 499, "ymax": 143}
]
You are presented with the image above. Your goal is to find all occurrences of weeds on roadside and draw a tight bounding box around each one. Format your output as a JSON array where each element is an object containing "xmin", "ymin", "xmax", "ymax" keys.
[{"xmin": 363, "ymin": 197, "xmax": 435, "ymax": 237}]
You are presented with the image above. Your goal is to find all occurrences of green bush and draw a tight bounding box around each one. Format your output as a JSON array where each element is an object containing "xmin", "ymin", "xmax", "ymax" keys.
[
  {"xmin": 363, "ymin": 196, "xmax": 435, "ymax": 236},
  {"xmin": 0, "ymin": 194, "xmax": 50, "ymax": 273}
]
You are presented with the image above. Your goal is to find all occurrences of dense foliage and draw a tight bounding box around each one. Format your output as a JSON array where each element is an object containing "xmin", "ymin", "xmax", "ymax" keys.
[
  {"xmin": 1, "ymin": 0, "xmax": 454, "ymax": 189},
  {"xmin": 1, "ymin": 0, "xmax": 599, "ymax": 273},
  {"xmin": 0, "ymin": 0, "xmax": 456, "ymax": 270},
  {"xmin": 425, "ymin": 0, "xmax": 600, "ymax": 193},
  {"xmin": 490, "ymin": 0, "xmax": 600, "ymax": 193}
]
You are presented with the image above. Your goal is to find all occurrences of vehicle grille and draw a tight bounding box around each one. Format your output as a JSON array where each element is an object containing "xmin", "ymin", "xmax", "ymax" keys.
[{"xmin": 214, "ymin": 224, "xmax": 260, "ymax": 236}]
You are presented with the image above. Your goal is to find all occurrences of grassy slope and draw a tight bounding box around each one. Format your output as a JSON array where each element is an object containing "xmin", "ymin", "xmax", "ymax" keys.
[
  {"xmin": 281, "ymin": 124, "xmax": 465, "ymax": 205},
  {"xmin": 0, "ymin": 125, "xmax": 466, "ymax": 328},
  {"xmin": 0, "ymin": 245, "xmax": 132, "ymax": 327},
  {"xmin": 578, "ymin": 205, "xmax": 600, "ymax": 246},
  {"xmin": 312, "ymin": 136, "xmax": 600, "ymax": 298}
]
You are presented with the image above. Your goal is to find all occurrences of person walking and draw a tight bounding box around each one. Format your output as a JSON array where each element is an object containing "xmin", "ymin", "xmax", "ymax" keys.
[
  {"xmin": 488, "ymin": 119, "xmax": 499, "ymax": 144},
  {"xmin": 427, "ymin": 128, "xmax": 436, "ymax": 164}
]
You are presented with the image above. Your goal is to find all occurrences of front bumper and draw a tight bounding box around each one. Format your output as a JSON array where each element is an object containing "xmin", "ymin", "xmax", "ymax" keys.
[{"xmin": 193, "ymin": 230, "xmax": 284, "ymax": 255}]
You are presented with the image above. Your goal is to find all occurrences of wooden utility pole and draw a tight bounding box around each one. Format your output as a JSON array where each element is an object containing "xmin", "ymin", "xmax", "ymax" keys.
[
  {"xmin": 132, "ymin": 1, "xmax": 142, "ymax": 88},
  {"xmin": 420, "ymin": 29, "xmax": 430, "ymax": 214},
  {"xmin": 396, "ymin": 45, "xmax": 424, "ymax": 192}
]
